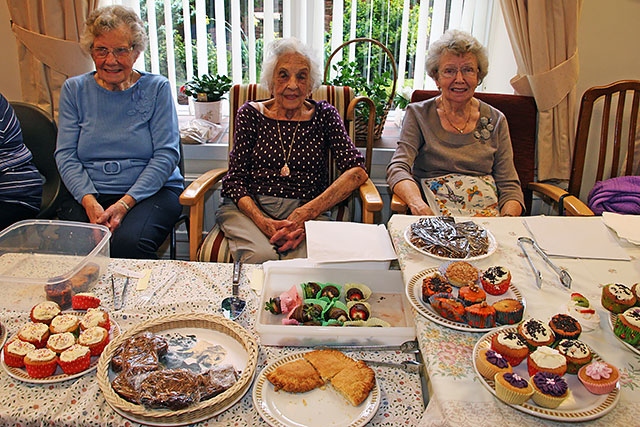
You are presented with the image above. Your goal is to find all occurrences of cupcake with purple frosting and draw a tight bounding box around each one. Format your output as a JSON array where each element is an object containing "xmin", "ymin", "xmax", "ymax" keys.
[
  {"xmin": 494, "ymin": 372, "xmax": 534, "ymax": 405},
  {"xmin": 529, "ymin": 371, "xmax": 569, "ymax": 408},
  {"xmin": 476, "ymin": 348, "xmax": 512, "ymax": 380}
]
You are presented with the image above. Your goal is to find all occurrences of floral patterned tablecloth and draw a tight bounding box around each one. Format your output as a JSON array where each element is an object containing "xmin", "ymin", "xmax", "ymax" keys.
[
  {"xmin": 0, "ymin": 260, "xmax": 424, "ymax": 426},
  {"xmin": 387, "ymin": 214, "xmax": 640, "ymax": 427}
]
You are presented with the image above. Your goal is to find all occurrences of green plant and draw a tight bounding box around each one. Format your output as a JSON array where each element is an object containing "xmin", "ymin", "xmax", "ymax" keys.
[{"xmin": 181, "ymin": 74, "xmax": 232, "ymax": 102}]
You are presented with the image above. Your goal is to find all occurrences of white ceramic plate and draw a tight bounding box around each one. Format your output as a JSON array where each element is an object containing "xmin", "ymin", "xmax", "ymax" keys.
[
  {"xmin": 473, "ymin": 326, "xmax": 620, "ymax": 421},
  {"xmin": 1, "ymin": 310, "xmax": 121, "ymax": 384},
  {"xmin": 253, "ymin": 352, "xmax": 380, "ymax": 427},
  {"xmin": 0, "ymin": 321, "xmax": 6, "ymax": 349},
  {"xmin": 608, "ymin": 312, "xmax": 640, "ymax": 356},
  {"xmin": 406, "ymin": 267, "xmax": 525, "ymax": 332},
  {"xmin": 404, "ymin": 224, "xmax": 497, "ymax": 261}
]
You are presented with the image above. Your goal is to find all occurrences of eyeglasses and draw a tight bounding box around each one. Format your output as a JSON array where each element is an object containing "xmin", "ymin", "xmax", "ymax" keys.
[
  {"xmin": 438, "ymin": 66, "xmax": 478, "ymax": 79},
  {"xmin": 91, "ymin": 46, "xmax": 134, "ymax": 59}
]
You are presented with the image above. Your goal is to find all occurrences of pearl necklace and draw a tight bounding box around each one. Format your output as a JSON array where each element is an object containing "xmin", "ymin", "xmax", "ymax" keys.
[
  {"xmin": 276, "ymin": 120, "xmax": 300, "ymax": 177},
  {"xmin": 440, "ymin": 97, "xmax": 471, "ymax": 134}
]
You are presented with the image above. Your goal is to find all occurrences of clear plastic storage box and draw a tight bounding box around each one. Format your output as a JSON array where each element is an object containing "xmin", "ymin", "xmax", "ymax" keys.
[{"xmin": 0, "ymin": 220, "xmax": 111, "ymax": 311}]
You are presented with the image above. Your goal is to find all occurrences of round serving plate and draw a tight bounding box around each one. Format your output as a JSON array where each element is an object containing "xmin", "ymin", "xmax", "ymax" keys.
[
  {"xmin": 472, "ymin": 326, "xmax": 620, "ymax": 422},
  {"xmin": 0, "ymin": 321, "xmax": 6, "ymax": 349},
  {"xmin": 406, "ymin": 267, "xmax": 525, "ymax": 332},
  {"xmin": 608, "ymin": 312, "xmax": 640, "ymax": 356},
  {"xmin": 96, "ymin": 313, "xmax": 259, "ymax": 426},
  {"xmin": 404, "ymin": 223, "xmax": 497, "ymax": 261},
  {"xmin": 253, "ymin": 352, "xmax": 380, "ymax": 427},
  {"xmin": 1, "ymin": 310, "xmax": 121, "ymax": 384}
]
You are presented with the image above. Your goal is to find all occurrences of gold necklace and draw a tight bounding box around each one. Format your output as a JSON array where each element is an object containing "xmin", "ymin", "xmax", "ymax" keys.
[
  {"xmin": 276, "ymin": 120, "xmax": 300, "ymax": 177},
  {"xmin": 440, "ymin": 98, "xmax": 471, "ymax": 134}
]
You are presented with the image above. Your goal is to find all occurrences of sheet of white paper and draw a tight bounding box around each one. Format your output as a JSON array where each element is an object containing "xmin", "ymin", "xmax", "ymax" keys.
[
  {"xmin": 305, "ymin": 221, "xmax": 397, "ymax": 264},
  {"xmin": 523, "ymin": 216, "xmax": 630, "ymax": 260},
  {"xmin": 602, "ymin": 212, "xmax": 640, "ymax": 245}
]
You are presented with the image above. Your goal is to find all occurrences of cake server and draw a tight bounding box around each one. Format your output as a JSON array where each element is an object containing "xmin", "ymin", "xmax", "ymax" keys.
[
  {"xmin": 360, "ymin": 359, "xmax": 423, "ymax": 373},
  {"xmin": 221, "ymin": 260, "xmax": 246, "ymax": 320},
  {"xmin": 315, "ymin": 339, "xmax": 420, "ymax": 353}
]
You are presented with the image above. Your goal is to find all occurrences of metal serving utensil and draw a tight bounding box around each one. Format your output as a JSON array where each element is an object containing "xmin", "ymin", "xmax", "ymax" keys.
[
  {"xmin": 315, "ymin": 339, "xmax": 420, "ymax": 353},
  {"xmin": 361, "ymin": 359, "xmax": 423, "ymax": 373},
  {"xmin": 518, "ymin": 236, "xmax": 572, "ymax": 289},
  {"xmin": 221, "ymin": 260, "xmax": 246, "ymax": 320}
]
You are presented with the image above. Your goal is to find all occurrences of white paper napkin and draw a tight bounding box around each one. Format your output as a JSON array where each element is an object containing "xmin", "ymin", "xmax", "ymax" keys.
[
  {"xmin": 602, "ymin": 212, "xmax": 640, "ymax": 245},
  {"xmin": 523, "ymin": 216, "xmax": 630, "ymax": 260},
  {"xmin": 305, "ymin": 221, "xmax": 397, "ymax": 264}
]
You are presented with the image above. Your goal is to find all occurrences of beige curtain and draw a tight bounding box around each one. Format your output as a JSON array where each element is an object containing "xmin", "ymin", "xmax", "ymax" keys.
[
  {"xmin": 7, "ymin": 0, "xmax": 100, "ymax": 120},
  {"xmin": 499, "ymin": 0, "xmax": 583, "ymax": 182}
]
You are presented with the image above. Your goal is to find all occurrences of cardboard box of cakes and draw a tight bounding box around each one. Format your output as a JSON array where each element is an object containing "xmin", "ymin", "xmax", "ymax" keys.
[
  {"xmin": 0, "ymin": 220, "xmax": 111, "ymax": 311},
  {"xmin": 256, "ymin": 266, "xmax": 416, "ymax": 346}
]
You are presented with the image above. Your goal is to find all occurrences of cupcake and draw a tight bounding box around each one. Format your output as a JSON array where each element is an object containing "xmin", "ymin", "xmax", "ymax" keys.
[
  {"xmin": 459, "ymin": 282, "xmax": 486, "ymax": 306},
  {"xmin": 577, "ymin": 361, "xmax": 619, "ymax": 395},
  {"xmin": 563, "ymin": 293, "xmax": 600, "ymax": 332},
  {"xmin": 444, "ymin": 261, "xmax": 479, "ymax": 288},
  {"xmin": 29, "ymin": 301, "xmax": 61, "ymax": 325},
  {"xmin": 17, "ymin": 322, "xmax": 51, "ymax": 349},
  {"xmin": 421, "ymin": 274, "xmax": 452, "ymax": 302},
  {"xmin": 494, "ymin": 372, "xmax": 534, "ymax": 405},
  {"xmin": 78, "ymin": 326, "xmax": 109, "ymax": 356},
  {"xmin": 493, "ymin": 298, "xmax": 524, "ymax": 325},
  {"xmin": 49, "ymin": 314, "xmax": 80, "ymax": 335},
  {"xmin": 58, "ymin": 344, "xmax": 91, "ymax": 375},
  {"xmin": 527, "ymin": 346, "xmax": 567, "ymax": 377},
  {"xmin": 71, "ymin": 293, "xmax": 101, "ymax": 310},
  {"xmin": 632, "ymin": 283, "xmax": 640, "ymax": 306},
  {"xmin": 601, "ymin": 283, "xmax": 636, "ymax": 314},
  {"xmin": 529, "ymin": 371, "xmax": 569, "ymax": 408},
  {"xmin": 3, "ymin": 339, "xmax": 36, "ymax": 368},
  {"xmin": 80, "ymin": 308, "xmax": 111, "ymax": 331},
  {"xmin": 518, "ymin": 318, "xmax": 555, "ymax": 351},
  {"xmin": 613, "ymin": 306, "xmax": 640, "ymax": 346},
  {"xmin": 481, "ymin": 266, "xmax": 511, "ymax": 296},
  {"xmin": 23, "ymin": 348, "xmax": 58, "ymax": 378},
  {"xmin": 429, "ymin": 293, "xmax": 466, "ymax": 322},
  {"xmin": 490, "ymin": 330, "xmax": 529, "ymax": 366},
  {"xmin": 46, "ymin": 332, "xmax": 77, "ymax": 354},
  {"xmin": 549, "ymin": 313, "xmax": 582, "ymax": 340},
  {"xmin": 476, "ymin": 348, "xmax": 512, "ymax": 379},
  {"xmin": 555, "ymin": 339, "xmax": 592, "ymax": 374},
  {"xmin": 465, "ymin": 301, "xmax": 496, "ymax": 328}
]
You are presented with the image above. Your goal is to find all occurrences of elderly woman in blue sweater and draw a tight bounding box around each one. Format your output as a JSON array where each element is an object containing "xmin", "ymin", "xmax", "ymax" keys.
[{"xmin": 55, "ymin": 5, "xmax": 183, "ymax": 259}]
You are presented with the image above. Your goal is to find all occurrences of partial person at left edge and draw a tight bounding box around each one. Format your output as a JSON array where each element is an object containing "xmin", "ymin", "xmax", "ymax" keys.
[
  {"xmin": 0, "ymin": 93, "xmax": 43, "ymax": 230},
  {"xmin": 55, "ymin": 5, "xmax": 184, "ymax": 259}
]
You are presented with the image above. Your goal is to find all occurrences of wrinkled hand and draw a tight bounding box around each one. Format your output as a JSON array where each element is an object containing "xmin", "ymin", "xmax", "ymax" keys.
[
  {"xmin": 410, "ymin": 204, "xmax": 435, "ymax": 216},
  {"xmin": 266, "ymin": 219, "xmax": 305, "ymax": 254},
  {"xmin": 96, "ymin": 202, "xmax": 128, "ymax": 232}
]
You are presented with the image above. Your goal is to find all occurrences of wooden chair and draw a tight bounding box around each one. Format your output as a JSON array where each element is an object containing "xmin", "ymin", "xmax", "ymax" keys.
[
  {"xmin": 179, "ymin": 84, "xmax": 383, "ymax": 262},
  {"xmin": 390, "ymin": 90, "xmax": 537, "ymax": 215},
  {"xmin": 528, "ymin": 80, "xmax": 640, "ymax": 216}
]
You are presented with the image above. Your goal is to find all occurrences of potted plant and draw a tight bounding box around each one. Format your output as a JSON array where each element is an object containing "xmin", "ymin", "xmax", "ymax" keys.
[{"xmin": 181, "ymin": 74, "xmax": 232, "ymax": 124}]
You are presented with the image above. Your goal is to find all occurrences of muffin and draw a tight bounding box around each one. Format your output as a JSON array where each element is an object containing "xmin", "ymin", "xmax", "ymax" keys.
[
  {"xmin": 23, "ymin": 348, "xmax": 58, "ymax": 378},
  {"xmin": 518, "ymin": 318, "xmax": 555, "ymax": 351},
  {"xmin": 46, "ymin": 332, "xmax": 77, "ymax": 354},
  {"xmin": 80, "ymin": 308, "xmax": 111, "ymax": 331},
  {"xmin": 78, "ymin": 326, "xmax": 109, "ymax": 356},
  {"xmin": 490, "ymin": 330, "xmax": 529, "ymax": 366},
  {"xmin": 494, "ymin": 372, "xmax": 534, "ymax": 405},
  {"xmin": 3, "ymin": 339, "xmax": 36, "ymax": 368},
  {"xmin": 72, "ymin": 293, "xmax": 101, "ymax": 310},
  {"xmin": 481, "ymin": 266, "xmax": 511, "ymax": 296},
  {"xmin": 493, "ymin": 298, "xmax": 524, "ymax": 325},
  {"xmin": 527, "ymin": 346, "xmax": 567, "ymax": 377},
  {"xmin": 613, "ymin": 306, "xmax": 640, "ymax": 346},
  {"xmin": 601, "ymin": 283, "xmax": 636, "ymax": 314},
  {"xmin": 465, "ymin": 301, "xmax": 496, "ymax": 328},
  {"xmin": 577, "ymin": 361, "xmax": 619, "ymax": 395},
  {"xmin": 549, "ymin": 313, "xmax": 582, "ymax": 340},
  {"xmin": 58, "ymin": 344, "xmax": 92, "ymax": 375},
  {"xmin": 421, "ymin": 273, "xmax": 452, "ymax": 302},
  {"xmin": 632, "ymin": 283, "xmax": 640, "ymax": 306},
  {"xmin": 429, "ymin": 293, "xmax": 466, "ymax": 322},
  {"xmin": 17, "ymin": 322, "xmax": 51, "ymax": 349},
  {"xmin": 529, "ymin": 371, "xmax": 569, "ymax": 408},
  {"xmin": 476, "ymin": 348, "xmax": 512, "ymax": 379},
  {"xmin": 444, "ymin": 261, "xmax": 479, "ymax": 288},
  {"xmin": 29, "ymin": 301, "xmax": 61, "ymax": 325},
  {"xmin": 555, "ymin": 339, "xmax": 592, "ymax": 374},
  {"xmin": 49, "ymin": 314, "xmax": 80, "ymax": 335},
  {"xmin": 458, "ymin": 282, "xmax": 486, "ymax": 306}
]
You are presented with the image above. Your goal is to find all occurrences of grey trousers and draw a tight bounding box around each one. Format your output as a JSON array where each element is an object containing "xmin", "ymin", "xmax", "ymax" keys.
[{"xmin": 216, "ymin": 195, "xmax": 331, "ymax": 263}]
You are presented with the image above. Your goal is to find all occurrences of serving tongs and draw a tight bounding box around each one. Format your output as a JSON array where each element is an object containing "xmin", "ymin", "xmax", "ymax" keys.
[
  {"xmin": 111, "ymin": 275, "xmax": 129, "ymax": 310},
  {"xmin": 517, "ymin": 236, "xmax": 572, "ymax": 289}
]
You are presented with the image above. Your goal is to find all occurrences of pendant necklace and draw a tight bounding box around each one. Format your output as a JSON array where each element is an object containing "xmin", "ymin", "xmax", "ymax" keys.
[
  {"xmin": 440, "ymin": 97, "xmax": 471, "ymax": 134},
  {"xmin": 276, "ymin": 119, "xmax": 300, "ymax": 177}
]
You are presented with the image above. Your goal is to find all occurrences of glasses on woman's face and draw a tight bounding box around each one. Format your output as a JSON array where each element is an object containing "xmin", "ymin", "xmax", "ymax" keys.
[
  {"xmin": 91, "ymin": 46, "xmax": 134, "ymax": 59},
  {"xmin": 439, "ymin": 66, "xmax": 478, "ymax": 79}
]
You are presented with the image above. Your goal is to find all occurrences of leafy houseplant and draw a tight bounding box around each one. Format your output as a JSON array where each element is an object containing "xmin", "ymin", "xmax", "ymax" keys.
[{"xmin": 181, "ymin": 74, "xmax": 232, "ymax": 102}]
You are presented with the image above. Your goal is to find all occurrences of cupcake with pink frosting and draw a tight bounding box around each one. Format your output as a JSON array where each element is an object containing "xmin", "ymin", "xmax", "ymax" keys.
[{"xmin": 578, "ymin": 361, "xmax": 619, "ymax": 395}]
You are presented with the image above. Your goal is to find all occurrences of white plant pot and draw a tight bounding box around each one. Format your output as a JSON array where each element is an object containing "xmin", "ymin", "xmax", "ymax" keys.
[{"xmin": 193, "ymin": 100, "xmax": 222, "ymax": 124}]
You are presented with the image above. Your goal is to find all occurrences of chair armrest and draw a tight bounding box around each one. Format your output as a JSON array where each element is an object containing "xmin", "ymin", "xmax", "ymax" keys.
[
  {"xmin": 179, "ymin": 167, "xmax": 228, "ymax": 261},
  {"xmin": 358, "ymin": 178, "xmax": 383, "ymax": 224},
  {"xmin": 527, "ymin": 182, "xmax": 594, "ymax": 216},
  {"xmin": 561, "ymin": 195, "xmax": 594, "ymax": 216},
  {"xmin": 390, "ymin": 193, "xmax": 408, "ymax": 214},
  {"xmin": 527, "ymin": 182, "xmax": 570, "ymax": 202}
]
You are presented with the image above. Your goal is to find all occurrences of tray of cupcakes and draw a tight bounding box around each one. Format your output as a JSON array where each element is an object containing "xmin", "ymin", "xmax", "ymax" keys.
[
  {"xmin": 406, "ymin": 261, "xmax": 525, "ymax": 332},
  {"xmin": 602, "ymin": 282, "xmax": 640, "ymax": 355},
  {"xmin": 472, "ymin": 303, "xmax": 620, "ymax": 422},
  {"xmin": 1, "ymin": 295, "xmax": 120, "ymax": 383}
]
